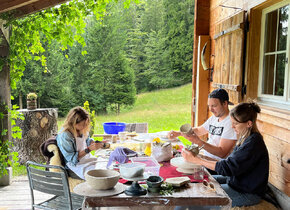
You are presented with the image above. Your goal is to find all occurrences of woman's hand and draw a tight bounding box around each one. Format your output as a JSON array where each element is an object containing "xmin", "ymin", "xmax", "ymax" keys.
[
  {"xmin": 89, "ymin": 141, "xmax": 104, "ymax": 151},
  {"xmin": 182, "ymin": 149, "xmax": 201, "ymax": 164},
  {"xmin": 168, "ymin": 130, "xmax": 181, "ymax": 139}
]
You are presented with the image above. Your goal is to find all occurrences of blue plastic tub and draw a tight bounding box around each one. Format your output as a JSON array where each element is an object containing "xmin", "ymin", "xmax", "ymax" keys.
[{"xmin": 103, "ymin": 122, "xmax": 126, "ymax": 134}]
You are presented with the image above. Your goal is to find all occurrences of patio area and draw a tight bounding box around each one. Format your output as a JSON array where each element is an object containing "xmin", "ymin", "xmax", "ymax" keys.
[{"xmin": 0, "ymin": 176, "xmax": 53, "ymax": 210}]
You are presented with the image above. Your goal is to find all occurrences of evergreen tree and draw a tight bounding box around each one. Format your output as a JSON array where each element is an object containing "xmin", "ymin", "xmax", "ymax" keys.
[{"xmin": 163, "ymin": 0, "xmax": 194, "ymax": 85}]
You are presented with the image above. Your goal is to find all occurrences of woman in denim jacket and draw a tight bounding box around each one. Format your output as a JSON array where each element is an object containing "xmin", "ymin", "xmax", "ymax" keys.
[{"xmin": 57, "ymin": 106, "xmax": 104, "ymax": 179}]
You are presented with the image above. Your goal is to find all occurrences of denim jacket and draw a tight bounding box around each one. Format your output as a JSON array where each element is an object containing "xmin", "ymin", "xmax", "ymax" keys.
[{"xmin": 56, "ymin": 129, "xmax": 94, "ymax": 167}]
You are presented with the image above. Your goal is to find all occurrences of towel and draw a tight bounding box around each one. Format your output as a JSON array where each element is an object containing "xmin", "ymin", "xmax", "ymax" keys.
[{"xmin": 107, "ymin": 147, "xmax": 137, "ymax": 168}]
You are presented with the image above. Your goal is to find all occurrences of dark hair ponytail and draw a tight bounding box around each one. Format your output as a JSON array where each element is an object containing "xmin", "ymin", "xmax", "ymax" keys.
[{"xmin": 230, "ymin": 102, "xmax": 261, "ymax": 145}]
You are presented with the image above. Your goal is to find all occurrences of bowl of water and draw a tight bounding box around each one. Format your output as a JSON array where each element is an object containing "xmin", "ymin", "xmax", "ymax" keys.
[{"xmin": 103, "ymin": 122, "xmax": 126, "ymax": 134}]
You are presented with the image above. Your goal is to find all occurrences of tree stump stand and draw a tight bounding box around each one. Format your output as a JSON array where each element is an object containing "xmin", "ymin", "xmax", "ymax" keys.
[{"xmin": 12, "ymin": 108, "xmax": 58, "ymax": 164}]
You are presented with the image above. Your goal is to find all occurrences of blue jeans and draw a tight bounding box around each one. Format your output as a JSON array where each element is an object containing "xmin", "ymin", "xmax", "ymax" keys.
[{"xmin": 213, "ymin": 175, "xmax": 261, "ymax": 207}]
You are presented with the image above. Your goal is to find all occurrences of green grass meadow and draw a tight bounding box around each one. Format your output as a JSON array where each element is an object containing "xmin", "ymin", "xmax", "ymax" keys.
[
  {"xmin": 58, "ymin": 83, "xmax": 193, "ymax": 133},
  {"xmin": 14, "ymin": 83, "xmax": 192, "ymax": 177}
]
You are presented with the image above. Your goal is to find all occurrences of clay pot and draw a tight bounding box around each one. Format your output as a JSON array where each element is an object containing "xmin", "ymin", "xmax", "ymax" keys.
[
  {"xmin": 187, "ymin": 144, "xmax": 201, "ymax": 156},
  {"xmin": 85, "ymin": 169, "xmax": 120, "ymax": 190},
  {"xmin": 180, "ymin": 123, "xmax": 194, "ymax": 135},
  {"xmin": 27, "ymin": 99, "xmax": 37, "ymax": 110}
]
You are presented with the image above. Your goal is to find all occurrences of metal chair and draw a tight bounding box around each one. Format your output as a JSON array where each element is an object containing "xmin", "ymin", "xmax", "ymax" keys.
[
  {"xmin": 125, "ymin": 123, "xmax": 148, "ymax": 133},
  {"xmin": 26, "ymin": 161, "xmax": 83, "ymax": 210}
]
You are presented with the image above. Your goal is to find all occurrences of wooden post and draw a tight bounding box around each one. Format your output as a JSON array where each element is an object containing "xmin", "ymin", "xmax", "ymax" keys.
[
  {"xmin": 195, "ymin": 36, "xmax": 210, "ymax": 127},
  {"xmin": 0, "ymin": 25, "xmax": 11, "ymax": 148},
  {"xmin": 191, "ymin": 0, "xmax": 210, "ymax": 126}
]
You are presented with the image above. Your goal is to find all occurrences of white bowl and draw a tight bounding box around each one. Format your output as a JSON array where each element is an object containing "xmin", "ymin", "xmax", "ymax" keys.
[
  {"xmin": 85, "ymin": 169, "xmax": 120, "ymax": 190},
  {"xmin": 119, "ymin": 163, "xmax": 146, "ymax": 178}
]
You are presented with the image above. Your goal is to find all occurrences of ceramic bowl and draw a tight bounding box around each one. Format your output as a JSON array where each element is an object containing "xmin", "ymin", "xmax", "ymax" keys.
[
  {"xmin": 119, "ymin": 163, "xmax": 146, "ymax": 178},
  {"xmin": 146, "ymin": 175, "xmax": 163, "ymax": 188},
  {"xmin": 85, "ymin": 169, "xmax": 120, "ymax": 190}
]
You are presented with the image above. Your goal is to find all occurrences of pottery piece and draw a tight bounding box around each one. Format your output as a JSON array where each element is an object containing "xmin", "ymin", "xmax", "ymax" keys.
[
  {"xmin": 180, "ymin": 123, "xmax": 194, "ymax": 135},
  {"xmin": 146, "ymin": 175, "xmax": 163, "ymax": 193},
  {"xmin": 186, "ymin": 144, "xmax": 200, "ymax": 156},
  {"xmin": 165, "ymin": 177, "xmax": 190, "ymax": 187},
  {"xmin": 85, "ymin": 169, "xmax": 120, "ymax": 190},
  {"xmin": 119, "ymin": 163, "xmax": 146, "ymax": 178},
  {"xmin": 146, "ymin": 176, "xmax": 163, "ymax": 188}
]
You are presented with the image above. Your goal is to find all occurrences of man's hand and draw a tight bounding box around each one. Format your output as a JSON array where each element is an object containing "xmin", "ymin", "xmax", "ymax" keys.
[
  {"xmin": 168, "ymin": 130, "xmax": 181, "ymax": 139},
  {"xmin": 181, "ymin": 132, "xmax": 201, "ymax": 145}
]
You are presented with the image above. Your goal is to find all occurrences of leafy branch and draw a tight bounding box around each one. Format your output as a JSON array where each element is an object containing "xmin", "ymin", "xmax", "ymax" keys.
[{"xmin": 1, "ymin": 0, "xmax": 139, "ymax": 89}]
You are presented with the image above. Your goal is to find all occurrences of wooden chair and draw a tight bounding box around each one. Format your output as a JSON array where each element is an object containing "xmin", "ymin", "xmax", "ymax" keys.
[
  {"xmin": 125, "ymin": 123, "xmax": 148, "ymax": 133},
  {"xmin": 26, "ymin": 161, "xmax": 83, "ymax": 210}
]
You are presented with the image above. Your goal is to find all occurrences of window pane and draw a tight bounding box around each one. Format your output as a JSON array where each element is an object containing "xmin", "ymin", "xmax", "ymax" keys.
[
  {"xmin": 265, "ymin": 10, "xmax": 277, "ymax": 53},
  {"xmin": 262, "ymin": 55, "xmax": 275, "ymax": 94},
  {"xmin": 275, "ymin": 53, "xmax": 286, "ymax": 96},
  {"xmin": 277, "ymin": 5, "xmax": 289, "ymax": 51}
]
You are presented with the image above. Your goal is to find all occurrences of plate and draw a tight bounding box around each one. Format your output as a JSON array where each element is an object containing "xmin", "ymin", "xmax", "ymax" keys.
[
  {"xmin": 121, "ymin": 173, "xmax": 150, "ymax": 181},
  {"xmin": 73, "ymin": 182, "xmax": 125, "ymax": 197},
  {"xmin": 170, "ymin": 157, "xmax": 201, "ymax": 169},
  {"xmin": 176, "ymin": 167, "xmax": 195, "ymax": 174}
]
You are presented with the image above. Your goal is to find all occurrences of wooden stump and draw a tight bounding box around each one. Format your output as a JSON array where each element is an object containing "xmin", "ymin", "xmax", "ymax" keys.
[{"xmin": 12, "ymin": 108, "xmax": 58, "ymax": 164}]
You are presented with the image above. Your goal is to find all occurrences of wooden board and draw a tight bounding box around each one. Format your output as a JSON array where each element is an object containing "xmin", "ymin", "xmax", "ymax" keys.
[{"xmin": 213, "ymin": 11, "xmax": 245, "ymax": 104}]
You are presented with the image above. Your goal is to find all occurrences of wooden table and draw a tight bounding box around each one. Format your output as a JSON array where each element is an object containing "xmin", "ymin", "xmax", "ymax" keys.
[{"xmin": 73, "ymin": 169, "xmax": 232, "ymax": 209}]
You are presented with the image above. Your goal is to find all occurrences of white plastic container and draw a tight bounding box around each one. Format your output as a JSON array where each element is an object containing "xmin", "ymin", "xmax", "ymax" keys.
[{"xmin": 131, "ymin": 157, "xmax": 160, "ymax": 176}]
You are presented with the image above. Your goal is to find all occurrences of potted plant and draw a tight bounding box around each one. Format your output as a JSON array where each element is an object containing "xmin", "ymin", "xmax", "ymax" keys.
[{"xmin": 27, "ymin": 92, "xmax": 37, "ymax": 110}]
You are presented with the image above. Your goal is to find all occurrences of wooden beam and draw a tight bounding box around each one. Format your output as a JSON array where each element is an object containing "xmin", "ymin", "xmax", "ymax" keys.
[
  {"xmin": 0, "ymin": 30, "xmax": 12, "ymax": 144},
  {"xmin": 192, "ymin": 0, "xmax": 210, "ymax": 127},
  {"xmin": 0, "ymin": 0, "xmax": 39, "ymax": 14},
  {"xmin": 195, "ymin": 36, "xmax": 210, "ymax": 127},
  {"xmin": 0, "ymin": 0, "xmax": 70, "ymax": 17}
]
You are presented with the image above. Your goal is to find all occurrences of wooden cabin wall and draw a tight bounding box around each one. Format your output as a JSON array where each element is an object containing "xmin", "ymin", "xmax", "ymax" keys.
[
  {"xmin": 193, "ymin": 0, "xmax": 290, "ymax": 195},
  {"xmin": 246, "ymin": 0, "xmax": 290, "ymax": 196}
]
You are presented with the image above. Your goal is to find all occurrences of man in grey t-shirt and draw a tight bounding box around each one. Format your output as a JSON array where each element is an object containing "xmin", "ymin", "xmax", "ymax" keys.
[{"xmin": 169, "ymin": 88, "xmax": 237, "ymax": 160}]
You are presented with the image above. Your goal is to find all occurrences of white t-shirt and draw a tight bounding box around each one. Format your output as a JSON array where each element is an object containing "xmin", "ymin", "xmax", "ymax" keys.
[{"xmin": 202, "ymin": 115, "xmax": 237, "ymax": 160}]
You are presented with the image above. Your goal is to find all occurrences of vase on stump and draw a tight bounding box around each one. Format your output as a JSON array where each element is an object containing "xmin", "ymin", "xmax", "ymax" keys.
[{"xmin": 26, "ymin": 92, "xmax": 37, "ymax": 110}]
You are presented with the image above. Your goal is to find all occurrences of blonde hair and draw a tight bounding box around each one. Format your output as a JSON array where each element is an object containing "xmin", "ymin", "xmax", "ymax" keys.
[
  {"xmin": 230, "ymin": 102, "xmax": 261, "ymax": 146},
  {"xmin": 62, "ymin": 106, "xmax": 91, "ymax": 139}
]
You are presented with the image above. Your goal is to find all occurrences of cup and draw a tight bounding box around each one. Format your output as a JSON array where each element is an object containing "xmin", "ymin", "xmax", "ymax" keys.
[
  {"xmin": 118, "ymin": 132, "xmax": 127, "ymax": 143},
  {"xmin": 193, "ymin": 167, "xmax": 204, "ymax": 181}
]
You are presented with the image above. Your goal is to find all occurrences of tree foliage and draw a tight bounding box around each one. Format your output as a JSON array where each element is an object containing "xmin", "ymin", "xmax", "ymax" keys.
[{"xmin": 8, "ymin": 0, "xmax": 194, "ymax": 116}]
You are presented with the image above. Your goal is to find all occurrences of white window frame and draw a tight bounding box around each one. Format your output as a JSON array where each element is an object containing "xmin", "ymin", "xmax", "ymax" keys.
[{"xmin": 258, "ymin": 0, "xmax": 290, "ymax": 110}]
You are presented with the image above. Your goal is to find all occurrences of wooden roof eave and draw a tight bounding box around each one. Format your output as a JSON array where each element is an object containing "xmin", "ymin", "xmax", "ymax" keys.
[{"xmin": 0, "ymin": 0, "xmax": 71, "ymax": 18}]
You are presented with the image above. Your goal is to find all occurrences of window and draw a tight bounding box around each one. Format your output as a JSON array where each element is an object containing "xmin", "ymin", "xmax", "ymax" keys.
[{"xmin": 258, "ymin": 0, "xmax": 290, "ymax": 107}]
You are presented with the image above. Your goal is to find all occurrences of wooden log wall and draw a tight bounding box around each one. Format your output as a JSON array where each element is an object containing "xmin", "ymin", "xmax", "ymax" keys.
[
  {"xmin": 257, "ymin": 107, "xmax": 290, "ymax": 195},
  {"xmin": 193, "ymin": 0, "xmax": 289, "ymax": 196}
]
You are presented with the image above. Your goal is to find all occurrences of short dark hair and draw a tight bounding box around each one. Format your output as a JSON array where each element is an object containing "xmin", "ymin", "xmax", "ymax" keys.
[{"xmin": 208, "ymin": 88, "xmax": 232, "ymax": 104}]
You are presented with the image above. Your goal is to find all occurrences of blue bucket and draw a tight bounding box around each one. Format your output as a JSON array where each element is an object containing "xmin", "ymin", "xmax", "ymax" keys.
[{"xmin": 103, "ymin": 122, "xmax": 126, "ymax": 134}]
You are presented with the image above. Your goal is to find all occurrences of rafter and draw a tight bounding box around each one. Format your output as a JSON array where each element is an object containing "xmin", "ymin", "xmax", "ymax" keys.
[{"xmin": 0, "ymin": 0, "xmax": 70, "ymax": 17}]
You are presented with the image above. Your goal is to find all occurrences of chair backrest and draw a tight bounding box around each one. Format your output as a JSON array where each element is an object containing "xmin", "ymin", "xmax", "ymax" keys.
[
  {"xmin": 26, "ymin": 161, "xmax": 73, "ymax": 210},
  {"xmin": 125, "ymin": 123, "xmax": 148, "ymax": 133}
]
